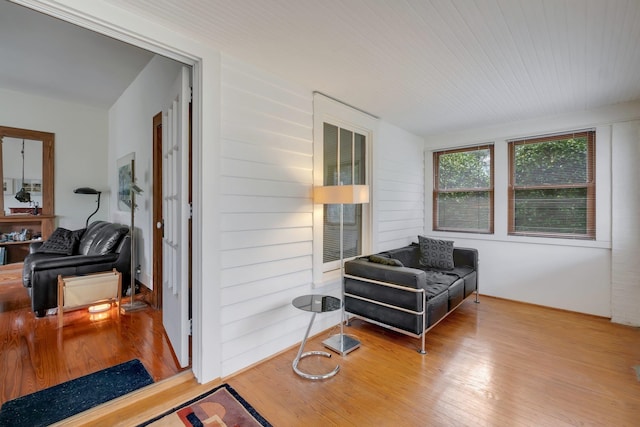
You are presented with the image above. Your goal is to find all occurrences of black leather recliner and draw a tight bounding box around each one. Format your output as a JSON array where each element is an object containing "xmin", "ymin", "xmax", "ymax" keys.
[{"xmin": 22, "ymin": 221, "xmax": 131, "ymax": 317}]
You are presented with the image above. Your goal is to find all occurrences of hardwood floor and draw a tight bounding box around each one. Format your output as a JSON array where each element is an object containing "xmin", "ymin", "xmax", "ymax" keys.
[
  {"xmin": 0, "ymin": 263, "xmax": 186, "ymax": 406},
  {"xmin": 3, "ymin": 262, "xmax": 640, "ymax": 426},
  {"xmin": 71, "ymin": 294, "xmax": 640, "ymax": 427}
]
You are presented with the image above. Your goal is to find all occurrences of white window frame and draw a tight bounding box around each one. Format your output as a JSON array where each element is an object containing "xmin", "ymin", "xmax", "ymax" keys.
[{"xmin": 312, "ymin": 93, "xmax": 375, "ymax": 286}]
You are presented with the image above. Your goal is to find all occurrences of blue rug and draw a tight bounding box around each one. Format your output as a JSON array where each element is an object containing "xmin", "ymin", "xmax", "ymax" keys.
[{"xmin": 0, "ymin": 359, "xmax": 153, "ymax": 426}]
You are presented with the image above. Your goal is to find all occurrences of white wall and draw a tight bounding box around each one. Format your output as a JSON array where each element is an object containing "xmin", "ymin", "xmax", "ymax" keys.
[
  {"xmin": 108, "ymin": 55, "xmax": 183, "ymax": 289},
  {"xmin": 374, "ymin": 121, "xmax": 425, "ymax": 251},
  {"xmin": 0, "ymin": 87, "xmax": 109, "ymax": 229},
  {"xmin": 424, "ymin": 101, "xmax": 640, "ymax": 321}
]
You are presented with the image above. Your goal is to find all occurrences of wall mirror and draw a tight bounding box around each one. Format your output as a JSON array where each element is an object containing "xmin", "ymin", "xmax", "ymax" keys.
[{"xmin": 0, "ymin": 126, "xmax": 54, "ymax": 219}]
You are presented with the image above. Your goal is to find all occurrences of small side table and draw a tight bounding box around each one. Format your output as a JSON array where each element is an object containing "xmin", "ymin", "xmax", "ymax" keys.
[{"xmin": 291, "ymin": 294, "xmax": 341, "ymax": 380}]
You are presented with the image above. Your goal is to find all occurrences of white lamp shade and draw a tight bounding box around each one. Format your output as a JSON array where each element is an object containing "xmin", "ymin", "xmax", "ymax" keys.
[{"xmin": 314, "ymin": 185, "xmax": 369, "ymax": 204}]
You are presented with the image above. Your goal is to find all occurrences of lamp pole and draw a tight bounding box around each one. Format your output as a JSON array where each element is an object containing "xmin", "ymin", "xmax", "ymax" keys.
[
  {"xmin": 121, "ymin": 158, "xmax": 146, "ymax": 313},
  {"xmin": 314, "ymin": 184, "xmax": 369, "ymax": 356}
]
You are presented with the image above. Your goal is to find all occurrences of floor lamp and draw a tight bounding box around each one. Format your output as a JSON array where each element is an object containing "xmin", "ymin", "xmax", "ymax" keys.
[
  {"xmin": 314, "ymin": 184, "xmax": 369, "ymax": 355},
  {"xmin": 121, "ymin": 158, "xmax": 146, "ymax": 313},
  {"xmin": 73, "ymin": 187, "xmax": 102, "ymax": 228}
]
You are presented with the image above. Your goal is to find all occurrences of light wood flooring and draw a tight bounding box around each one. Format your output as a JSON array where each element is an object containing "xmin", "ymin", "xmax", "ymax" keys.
[
  {"xmin": 76, "ymin": 293, "xmax": 639, "ymax": 426},
  {"xmin": 0, "ymin": 263, "xmax": 186, "ymax": 406},
  {"xmin": 3, "ymin": 261, "xmax": 640, "ymax": 426}
]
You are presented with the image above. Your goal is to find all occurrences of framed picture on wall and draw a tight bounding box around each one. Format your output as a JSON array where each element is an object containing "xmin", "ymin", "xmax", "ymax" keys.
[
  {"xmin": 117, "ymin": 152, "xmax": 135, "ymax": 211},
  {"xmin": 14, "ymin": 180, "xmax": 32, "ymax": 193},
  {"xmin": 3, "ymin": 178, "xmax": 13, "ymax": 195},
  {"xmin": 30, "ymin": 179, "xmax": 42, "ymax": 194}
]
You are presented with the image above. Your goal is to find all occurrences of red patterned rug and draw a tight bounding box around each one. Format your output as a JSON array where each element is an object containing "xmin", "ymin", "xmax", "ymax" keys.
[{"xmin": 139, "ymin": 384, "xmax": 271, "ymax": 426}]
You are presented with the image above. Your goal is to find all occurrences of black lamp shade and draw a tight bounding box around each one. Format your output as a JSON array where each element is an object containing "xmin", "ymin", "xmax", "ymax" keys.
[{"xmin": 74, "ymin": 187, "xmax": 100, "ymax": 195}]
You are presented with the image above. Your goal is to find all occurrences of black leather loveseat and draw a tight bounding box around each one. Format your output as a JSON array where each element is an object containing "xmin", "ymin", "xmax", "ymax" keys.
[
  {"xmin": 343, "ymin": 237, "xmax": 478, "ymax": 354},
  {"xmin": 23, "ymin": 221, "xmax": 130, "ymax": 317}
]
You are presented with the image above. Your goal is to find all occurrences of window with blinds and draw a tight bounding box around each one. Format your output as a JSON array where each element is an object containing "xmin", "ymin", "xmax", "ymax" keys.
[
  {"xmin": 433, "ymin": 145, "xmax": 494, "ymax": 233},
  {"xmin": 323, "ymin": 123, "xmax": 366, "ymax": 264},
  {"xmin": 508, "ymin": 130, "xmax": 595, "ymax": 239}
]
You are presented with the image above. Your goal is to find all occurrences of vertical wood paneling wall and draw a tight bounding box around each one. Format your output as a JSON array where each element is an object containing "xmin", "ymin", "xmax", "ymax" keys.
[
  {"xmin": 611, "ymin": 120, "xmax": 640, "ymax": 326},
  {"xmin": 374, "ymin": 122, "xmax": 425, "ymax": 251},
  {"xmin": 219, "ymin": 57, "xmax": 427, "ymax": 375},
  {"xmin": 219, "ymin": 56, "xmax": 315, "ymax": 375}
]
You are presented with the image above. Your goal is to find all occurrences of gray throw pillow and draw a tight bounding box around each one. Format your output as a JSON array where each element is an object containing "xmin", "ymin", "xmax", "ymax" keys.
[
  {"xmin": 418, "ymin": 235, "xmax": 455, "ymax": 270},
  {"xmin": 369, "ymin": 254, "xmax": 404, "ymax": 267}
]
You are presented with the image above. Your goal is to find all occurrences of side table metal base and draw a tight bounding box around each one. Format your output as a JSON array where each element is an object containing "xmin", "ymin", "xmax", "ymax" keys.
[
  {"xmin": 322, "ymin": 333, "xmax": 361, "ymax": 356},
  {"xmin": 292, "ymin": 312, "xmax": 340, "ymax": 380},
  {"xmin": 293, "ymin": 350, "xmax": 340, "ymax": 380}
]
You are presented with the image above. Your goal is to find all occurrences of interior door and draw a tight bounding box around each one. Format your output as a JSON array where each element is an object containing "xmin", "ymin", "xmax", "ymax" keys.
[{"xmin": 161, "ymin": 66, "xmax": 190, "ymax": 367}]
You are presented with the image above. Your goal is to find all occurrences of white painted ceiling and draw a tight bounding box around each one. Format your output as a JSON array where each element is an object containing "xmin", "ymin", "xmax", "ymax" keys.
[
  {"xmin": 5, "ymin": 0, "xmax": 640, "ymax": 137},
  {"xmin": 0, "ymin": 1, "xmax": 154, "ymax": 109}
]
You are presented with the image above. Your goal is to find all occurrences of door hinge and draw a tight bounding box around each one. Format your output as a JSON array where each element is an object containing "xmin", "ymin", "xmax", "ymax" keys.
[
  {"xmin": 189, "ymin": 86, "xmax": 193, "ymax": 103},
  {"xmin": 189, "ymin": 318, "xmax": 192, "ymax": 336},
  {"xmin": 189, "ymin": 203, "xmax": 193, "ymax": 219}
]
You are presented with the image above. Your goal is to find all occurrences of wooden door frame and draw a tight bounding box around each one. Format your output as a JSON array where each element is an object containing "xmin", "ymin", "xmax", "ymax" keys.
[{"xmin": 151, "ymin": 112, "xmax": 163, "ymax": 309}]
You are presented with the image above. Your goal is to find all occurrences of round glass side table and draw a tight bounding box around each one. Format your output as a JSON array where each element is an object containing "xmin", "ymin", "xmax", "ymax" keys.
[{"xmin": 291, "ymin": 294, "xmax": 341, "ymax": 380}]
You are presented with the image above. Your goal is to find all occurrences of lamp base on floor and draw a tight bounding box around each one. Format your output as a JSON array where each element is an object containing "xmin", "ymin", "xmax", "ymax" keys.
[
  {"xmin": 322, "ymin": 333, "xmax": 361, "ymax": 356},
  {"xmin": 120, "ymin": 300, "xmax": 147, "ymax": 314}
]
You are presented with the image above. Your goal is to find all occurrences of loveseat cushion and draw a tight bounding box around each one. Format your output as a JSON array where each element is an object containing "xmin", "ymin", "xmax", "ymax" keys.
[
  {"xmin": 426, "ymin": 290, "xmax": 449, "ymax": 328},
  {"xmin": 423, "ymin": 271, "xmax": 459, "ymax": 288},
  {"xmin": 423, "ymin": 282, "xmax": 450, "ymax": 299},
  {"xmin": 448, "ymin": 279, "xmax": 465, "ymax": 309},
  {"xmin": 449, "ymin": 265, "xmax": 474, "ymax": 278},
  {"xmin": 36, "ymin": 228, "xmax": 84, "ymax": 255},
  {"xmin": 418, "ymin": 235, "xmax": 455, "ymax": 270},
  {"xmin": 383, "ymin": 245, "xmax": 421, "ymax": 269},
  {"xmin": 78, "ymin": 222, "xmax": 128, "ymax": 256}
]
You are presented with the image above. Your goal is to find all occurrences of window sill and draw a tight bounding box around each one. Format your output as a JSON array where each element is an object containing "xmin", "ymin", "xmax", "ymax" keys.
[{"xmin": 429, "ymin": 230, "xmax": 611, "ymax": 250}]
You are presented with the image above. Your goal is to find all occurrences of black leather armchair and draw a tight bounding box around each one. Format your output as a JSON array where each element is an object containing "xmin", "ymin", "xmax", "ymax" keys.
[{"xmin": 23, "ymin": 221, "xmax": 131, "ymax": 317}]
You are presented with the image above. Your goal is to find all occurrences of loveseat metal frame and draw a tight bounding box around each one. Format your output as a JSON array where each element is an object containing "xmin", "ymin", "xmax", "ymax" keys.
[{"xmin": 344, "ymin": 273, "xmax": 479, "ymax": 354}]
